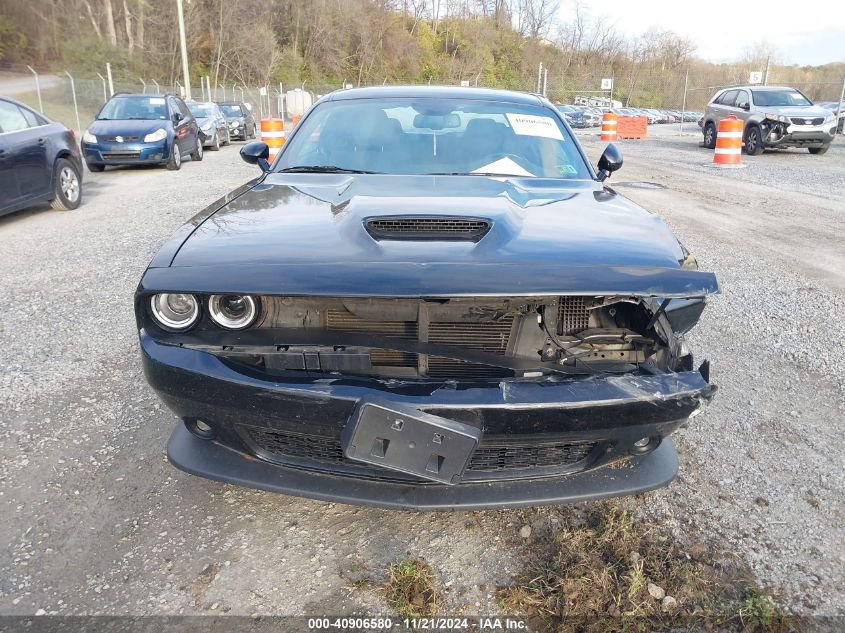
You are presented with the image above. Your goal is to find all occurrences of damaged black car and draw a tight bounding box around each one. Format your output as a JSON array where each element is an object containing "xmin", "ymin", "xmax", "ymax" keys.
[{"xmin": 136, "ymin": 86, "xmax": 718, "ymax": 510}]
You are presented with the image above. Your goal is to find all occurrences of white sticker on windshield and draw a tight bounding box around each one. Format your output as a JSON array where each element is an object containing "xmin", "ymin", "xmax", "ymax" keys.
[
  {"xmin": 506, "ymin": 113, "xmax": 563, "ymax": 140},
  {"xmin": 149, "ymin": 98, "xmax": 165, "ymax": 104},
  {"xmin": 472, "ymin": 157, "xmax": 534, "ymax": 177}
]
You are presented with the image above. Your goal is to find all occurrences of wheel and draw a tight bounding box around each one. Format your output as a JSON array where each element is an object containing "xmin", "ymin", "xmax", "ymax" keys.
[
  {"xmin": 248, "ymin": 125, "xmax": 256, "ymax": 140},
  {"xmin": 223, "ymin": 129, "xmax": 231, "ymax": 146},
  {"xmin": 808, "ymin": 145, "xmax": 829, "ymax": 155},
  {"xmin": 86, "ymin": 162, "xmax": 104, "ymax": 173},
  {"xmin": 50, "ymin": 158, "xmax": 82, "ymax": 210},
  {"xmin": 703, "ymin": 122, "xmax": 716, "ymax": 149},
  {"xmin": 166, "ymin": 144, "xmax": 182, "ymax": 170},
  {"xmin": 743, "ymin": 126, "xmax": 764, "ymax": 156},
  {"xmin": 190, "ymin": 136, "xmax": 203, "ymax": 161},
  {"xmin": 211, "ymin": 133, "xmax": 220, "ymax": 151}
]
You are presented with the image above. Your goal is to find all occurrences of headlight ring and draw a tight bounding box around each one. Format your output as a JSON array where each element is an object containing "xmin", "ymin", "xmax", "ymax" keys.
[
  {"xmin": 149, "ymin": 293, "xmax": 200, "ymax": 330},
  {"xmin": 208, "ymin": 295, "xmax": 258, "ymax": 330}
]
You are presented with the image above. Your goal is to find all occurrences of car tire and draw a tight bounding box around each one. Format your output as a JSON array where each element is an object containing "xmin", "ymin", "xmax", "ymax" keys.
[
  {"xmin": 86, "ymin": 162, "xmax": 105, "ymax": 173},
  {"xmin": 211, "ymin": 133, "xmax": 220, "ymax": 151},
  {"xmin": 50, "ymin": 158, "xmax": 82, "ymax": 211},
  {"xmin": 743, "ymin": 126, "xmax": 764, "ymax": 156},
  {"xmin": 190, "ymin": 137, "xmax": 203, "ymax": 161},
  {"xmin": 166, "ymin": 145, "xmax": 182, "ymax": 171},
  {"xmin": 223, "ymin": 130, "xmax": 231, "ymax": 146},
  {"xmin": 808, "ymin": 145, "xmax": 829, "ymax": 155},
  {"xmin": 703, "ymin": 122, "xmax": 716, "ymax": 149}
]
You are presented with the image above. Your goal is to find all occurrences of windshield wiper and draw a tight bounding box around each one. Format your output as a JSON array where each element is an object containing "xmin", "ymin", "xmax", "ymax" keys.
[{"xmin": 278, "ymin": 165, "xmax": 381, "ymax": 174}]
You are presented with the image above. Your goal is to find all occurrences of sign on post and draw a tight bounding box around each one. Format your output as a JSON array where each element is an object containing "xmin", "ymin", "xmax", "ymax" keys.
[
  {"xmin": 259, "ymin": 86, "xmax": 268, "ymax": 96},
  {"xmin": 460, "ymin": 80, "xmax": 470, "ymax": 87},
  {"xmin": 749, "ymin": 72, "xmax": 763, "ymax": 85},
  {"xmin": 601, "ymin": 78, "xmax": 613, "ymax": 90}
]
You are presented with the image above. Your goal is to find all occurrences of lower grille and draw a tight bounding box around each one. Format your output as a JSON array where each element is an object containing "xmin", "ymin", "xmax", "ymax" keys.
[
  {"xmin": 239, "ymin": 425, "xmax": 597, "ymax": 475},
  {"xmin": 102, "ymin": 151, "xmax": 141, "ymax": 160}
]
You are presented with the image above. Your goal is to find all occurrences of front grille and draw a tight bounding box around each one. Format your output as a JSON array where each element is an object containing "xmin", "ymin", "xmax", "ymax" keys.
[
  {"xmin": 790, "ymin": 117, "xmax": 823, "ymax": 125},
  {"xmin": 101, "ymin": 135, "xmax": 140, "ymax": 142},
  {"xmin": 557, "ymin": 296, "xmax": 590, "ymax": 335},
  {"xmin": 326, "ymin": 310, "xmax": 418, "ymax": 339},
  {"xmin": 239, "ymin": 425, "xmax": 597, "ymax": 475},
  {"xmin": 365, "ymin": 216, "xmax": 491, "ymax": 241},
  {"xmin": 102, "ymin": 151, "xmax": 141, "ymax": 159}
]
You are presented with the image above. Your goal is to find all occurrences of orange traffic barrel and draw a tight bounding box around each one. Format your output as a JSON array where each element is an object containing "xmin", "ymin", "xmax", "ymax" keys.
[
  {"xmin": 290, "ymin": 114, "xmax": 302, "ymax": 127},
  {"xmin": 260, "ymin": 118, "xmax": 285, "ymax": 162},
  {"xmin": 600, "ymin": 112, "xmax": 617, "ymax": 141},
  {"xmin": 713, "ymin": 115, "xmax": 743, "ymax": 166}
]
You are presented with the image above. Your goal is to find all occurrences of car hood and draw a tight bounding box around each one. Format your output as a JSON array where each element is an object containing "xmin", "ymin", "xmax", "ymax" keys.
[
  {"xmin": 150, "ymin": 174, "xmax": 719, "ymax": 298},
  {"xmin": 196, "ymin": 117, "xmax": 215, "ymax": 126},
  {"xmin": 87, "ymin": 119, "xmax": 169, "ymax": 136},
  {"xmin": 762, "ymin": 105, "xmax": 831, "ymax": 118}
]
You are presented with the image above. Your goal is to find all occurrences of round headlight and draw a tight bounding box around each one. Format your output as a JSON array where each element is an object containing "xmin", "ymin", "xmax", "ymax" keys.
[
  {"xmin": 208, "ymin": 294, "xmax": 257, "ymax": 330},
  {"xmin": 150, "ymin": 293, "xmax": 199, "ymax": 330}
]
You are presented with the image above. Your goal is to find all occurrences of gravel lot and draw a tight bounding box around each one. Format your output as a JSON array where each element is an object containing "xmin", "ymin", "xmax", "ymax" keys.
[{"xmin": 1, "ymin": 130, "xmax": 843, "ymax": 619}]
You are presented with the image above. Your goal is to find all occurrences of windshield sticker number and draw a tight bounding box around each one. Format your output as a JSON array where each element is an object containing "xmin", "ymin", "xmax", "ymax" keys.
[
  {"xmin": 506, "ymin": 113, "xmax": 564, "ymax": 141},
  {"xmin": 558, "ymin": 164, "xmax": 577, "ymax": 175}
]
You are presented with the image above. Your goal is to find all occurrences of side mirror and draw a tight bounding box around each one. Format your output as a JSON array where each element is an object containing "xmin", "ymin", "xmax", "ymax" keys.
[
  {"xmin": 596, "ymin": 143, "xmax": 622, "ymax": 182},
  {"xmin": 742, "ymin": 103, "xmax": 750, "ymax": 111},
  {"xmin": 240, "ymin": 141, "xmax": 271, "ymax": 171},
  {"xmin": 172, "ymin": 112, "xmax": 183, "ymax": 125}
]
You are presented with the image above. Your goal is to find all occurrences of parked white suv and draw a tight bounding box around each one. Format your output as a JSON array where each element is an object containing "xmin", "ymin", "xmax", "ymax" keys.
[{"xmin": 702, "ymin": 86, "xmax": 836, "ymax": 155}]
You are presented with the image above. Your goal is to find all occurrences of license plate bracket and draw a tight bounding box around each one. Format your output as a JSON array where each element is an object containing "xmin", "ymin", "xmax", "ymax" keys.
[{"xmin": 341, "ymin": 399, "xmax": 481, "ymax": 485}]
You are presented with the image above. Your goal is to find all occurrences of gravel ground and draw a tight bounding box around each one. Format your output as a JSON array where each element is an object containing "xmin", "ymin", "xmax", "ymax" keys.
[{"xmin": 1, "ymin": 131, "xmax": 843, "ymax": 619}]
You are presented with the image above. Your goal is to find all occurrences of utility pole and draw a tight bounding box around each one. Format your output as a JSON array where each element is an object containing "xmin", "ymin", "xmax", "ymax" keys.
[
  {"xmin": 542, "ymin": 67, "xmax": 548, "ymax": 97},
  {"xmin": 176, "ymin": 0, "xmax": 191, "ymax": 100},
  {"xmin": 537, "ymin": 62, "xmax": 543, "ymax": 94},
  {"xmin": 106, "ymin": 63, "xmax": 114, "ymax": 97},
  {"xmin": 680, "ymin": 69, "xmax": 689, "ymax": 136},
  {"xmin": 763, "ymin": 56, "xmax": 770, "ymax": 86}
]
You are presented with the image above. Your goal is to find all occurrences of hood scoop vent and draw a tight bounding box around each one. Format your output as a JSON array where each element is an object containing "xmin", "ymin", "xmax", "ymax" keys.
[{"xmin": 365, "ymin": 216, "xmax": 492, "ymax": 242}]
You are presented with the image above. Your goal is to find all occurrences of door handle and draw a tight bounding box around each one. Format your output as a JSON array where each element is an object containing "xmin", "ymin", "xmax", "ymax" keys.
[{"xmin": 38, "ymin": 138, "xmax": 47, "ymax": 146}]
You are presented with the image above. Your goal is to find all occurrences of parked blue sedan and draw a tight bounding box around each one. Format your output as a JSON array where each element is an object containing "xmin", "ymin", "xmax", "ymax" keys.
[{"xmin": 81, "ymin": 93, "xmax": 203, "ymax": 171}]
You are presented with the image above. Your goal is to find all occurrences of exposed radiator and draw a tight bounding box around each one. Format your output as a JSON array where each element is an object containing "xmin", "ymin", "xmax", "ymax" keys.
[{"xmin": 557, "ymin": 296, "xmax": 590, "ymax": 335}]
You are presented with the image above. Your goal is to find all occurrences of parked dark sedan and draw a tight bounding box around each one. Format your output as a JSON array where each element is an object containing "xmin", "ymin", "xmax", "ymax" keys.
[
  {"xmin": 216, "ymin": 101, "xmax": 256, "ymax": 140},
  {"xmin": 0, "ymin": 96, "xmax": 83, "ymax": 216},
  {"xmin": 82, "ymin": 93, "xmax": 203, "ymax": 171},
  {"xmin": 137, "ymin": 86, "xmax": 718, "ymax": 510}
]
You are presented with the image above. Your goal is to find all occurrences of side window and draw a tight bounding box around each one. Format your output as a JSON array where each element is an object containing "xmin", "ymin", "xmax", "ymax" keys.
[
  {"xmin": 719, "ymin": 90, "xmax": 739, "ymax": 106},
  {"xmin": 0, "ymin": 100, "xmax": 30, "ymax": 133},
  {"xmin": 20, "ymin": 106, "xmax": 42, "ymax": 127},
  {"xmin": 735, "ymin": 91, "xmax": 749, "ymax": 109},
  {"xmin": 176, "ymin": 98, "xmax": 192, "ymax": 120}
]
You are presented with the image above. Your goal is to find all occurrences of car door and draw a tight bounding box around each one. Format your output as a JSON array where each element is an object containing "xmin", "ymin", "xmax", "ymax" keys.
[
  {"xmin": 175, "ymin": 97, "xmax": 197, "ymax": 152},
  {"xmin": 168, "ymin": 97, "xmax": 190, "ymax": 154},
  {"xmin": 0, "ymin": 99, "xmax": 51, "ymax": 202},
  {"xmin": 0, "ymin": 127, "xmax": 20, "ymax": 211}
]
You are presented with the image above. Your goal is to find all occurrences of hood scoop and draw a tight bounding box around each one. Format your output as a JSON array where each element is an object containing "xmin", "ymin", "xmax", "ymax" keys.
[{"xmin": 365, "ymin": 215, "xmax": 492, "ymax": 242}]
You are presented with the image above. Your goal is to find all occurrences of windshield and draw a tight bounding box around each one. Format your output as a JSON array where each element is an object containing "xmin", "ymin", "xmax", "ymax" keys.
[
  {"xmin": 219, "ymin": 104, "xmax": 243, "ymax": 117},
  {"xmin": 752, "ymin": 90, "xmax": 812, "ymax": 107},
  {"xmin": 98, "ymin": 96, "xmax": 168, "ymax": 120},
  {"xmin": 278, "ymin": 97, "xmax": 590, "ymax": 179},
  {"xmin": 189, "ymin": 103, "xmax": 215, "ymax": 118}
]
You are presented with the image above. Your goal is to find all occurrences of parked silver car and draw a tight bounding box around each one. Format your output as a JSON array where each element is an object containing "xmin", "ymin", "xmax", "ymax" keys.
[
  {"xmin": 702, "ymin": 86, "xmax": 836, "ymax": 155},
  {"xmin": 187, "ymin": 101, "xmax": 230, "ymax": 151}
]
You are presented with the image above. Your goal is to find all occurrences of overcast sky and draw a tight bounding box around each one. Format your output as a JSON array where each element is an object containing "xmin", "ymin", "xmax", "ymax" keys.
[{"xmin": 558, "ymin": 0, "xmax": 845, "ymax": 66}]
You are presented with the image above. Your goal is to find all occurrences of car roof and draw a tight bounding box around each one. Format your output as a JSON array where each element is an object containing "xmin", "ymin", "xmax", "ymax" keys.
[{"xmin": 323, "ymin": 85, "xmax": 544, "ymax": 106}]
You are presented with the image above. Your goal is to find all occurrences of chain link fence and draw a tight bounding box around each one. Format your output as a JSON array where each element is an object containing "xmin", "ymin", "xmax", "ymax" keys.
[{"xmin": 2, "ymin": 63, "xmax": 843, "ymax": 136}]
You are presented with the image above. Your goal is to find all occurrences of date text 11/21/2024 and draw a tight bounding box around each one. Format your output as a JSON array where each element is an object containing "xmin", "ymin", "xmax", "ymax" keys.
[{"xmin": 307, "ymin": 617, "xmax": 528, "ymax": 630}]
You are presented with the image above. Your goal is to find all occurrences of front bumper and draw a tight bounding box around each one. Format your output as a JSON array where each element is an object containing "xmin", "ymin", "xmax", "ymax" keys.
[
  {"xmin": 142, "ymin": 332, "xmax": 713, "ymax": 509},
  {"xmin": 82, "ymin": 140, "xmax": 171, "ymax": 165},
  {"xmin": 766, "ymin": 123, "xmax": 836, "ymax": 148}
]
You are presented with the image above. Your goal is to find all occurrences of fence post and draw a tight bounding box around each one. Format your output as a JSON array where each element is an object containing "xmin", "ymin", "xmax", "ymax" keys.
[
  {"xmin": 63, "ymin": 71, "xmax": 81, "ymax": 133},
  {"xmin": 835, "ymin": 76, "xmax": 845, "ymax": 135},
  {"xmin": 106, "ymin": 63, "xmax": 114, "ymax": 96},
  {"xmin": 152, "ymin": 79, "xmax": 159, "ymax": 94},
  {"xmin": 543, "ymin": 67, "xmax": 548, "ymax": 97},
  {"xmin": 95, "ymin": 72, "xmax": 108, "ymax": 103},
  {"xmin": 680, "ymin": 69, "xmax": 689, "ymax": 136},
  {"xmin": 139, "ymin": 77, "xmax": 147, "ymax": 94},
  {"xmin": 537, "ymin": 62, "xmax": 543, "ymax": 93},
  {"xmin": 279, "ymin": 83, "xmax": 284, "ymax": 120},
  {"xmin": 26, "ymin": 65, "xmax": 43, "ymax": 112}
]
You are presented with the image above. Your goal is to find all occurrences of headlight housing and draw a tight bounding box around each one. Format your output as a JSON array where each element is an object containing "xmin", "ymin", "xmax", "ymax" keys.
[
  {"xmin": 764, "ymin": 113, "xmax": 788, "ymax": 123},
  {"xmin": 230, "ymin": 120, "xmax": 240, "ymax": 128},
  {"xmin": 208, "ymin": 295, "xmax": 258, "ymax": 330},
  {"xmin": 144, "ymin": 128, "xmax": 167, "ymax": 143},
  {"xmin": 82, "ymin": 130, "xmax": 97, "ymax": 144},
  {"xmin": 149, "ymin": 294, "xmax": 199, "ymax": 330}
]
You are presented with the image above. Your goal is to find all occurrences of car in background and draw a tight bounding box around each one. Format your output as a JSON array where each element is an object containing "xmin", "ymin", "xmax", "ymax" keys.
[
  {"xmin": 0, "ymin": 96, "xmax": 83, "ymax": 216},
  {"xmin": 82, "ymin": 93, "xmax": 203, "ymax": 171},
  {"xmin": 702, "ymin": 86, "xmax": 836, "ymax": 155},
  {"xmin": 216, "ymin": 101, "xmax": 256, "ymax": 141},
  {"xmin": 572, "ymin": 105, "xmax": 602, "ymax": 127},
  {"xmin": 188, "ymin": 101, "xmax": 230, "ymax": 151},
  {"xmin": 554, "ymin": 104, "xmax": 587, "ymax": 128},
  {"xmin": 816, "ymin": 101, "xmax": 844, "ymax": 133}
]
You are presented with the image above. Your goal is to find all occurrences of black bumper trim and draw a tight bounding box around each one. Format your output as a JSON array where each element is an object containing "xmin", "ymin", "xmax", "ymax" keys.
[{"xmin": 167, "ymin": 423, "xmax": 679, "ymax": 510}]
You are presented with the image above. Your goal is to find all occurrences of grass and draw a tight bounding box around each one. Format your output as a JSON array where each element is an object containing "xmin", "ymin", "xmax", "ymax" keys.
[
  {"xmin": 382, "ymin": 557, "xmax": 440, "ymax": 618},
  {"xmin": 498, "ymin": 505, "xmax": 792, "ymax": 632}
]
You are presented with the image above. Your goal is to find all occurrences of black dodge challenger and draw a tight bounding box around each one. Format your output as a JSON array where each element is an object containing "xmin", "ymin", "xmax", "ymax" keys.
[{"xmin": 136, "ymin": 86, "xmax": 718, "ymax": 510}]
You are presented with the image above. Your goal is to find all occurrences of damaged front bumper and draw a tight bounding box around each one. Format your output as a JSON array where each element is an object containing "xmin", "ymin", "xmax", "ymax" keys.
[
  {"xmin": 762, "ymin": 120, "xmax": 836, "ymax": 148},
  {"xmin": 142, "ymin": 332, "xmax": 714, "ymax": 510}
]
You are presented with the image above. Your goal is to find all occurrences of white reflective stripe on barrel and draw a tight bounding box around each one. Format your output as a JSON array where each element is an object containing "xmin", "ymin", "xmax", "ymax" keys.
[{"xmin": 714, "ymin": 147, "xmax": 742, "ymax": 154}]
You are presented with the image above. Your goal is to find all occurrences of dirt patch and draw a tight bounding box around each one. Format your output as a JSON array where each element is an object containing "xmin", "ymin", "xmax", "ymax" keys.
[
  {"xmin": 498, "ymin": 504, "xmax": 791, "ymax": 632},
  {"xmin": 382, "ymin": 558, "xmax": 440, "ymax": 618}
]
